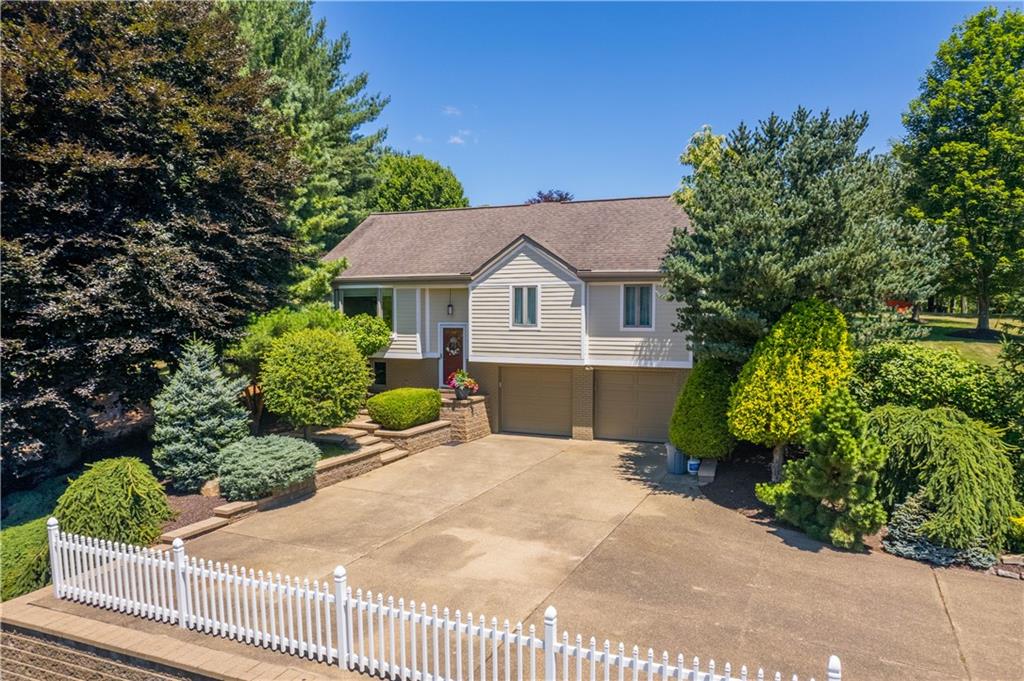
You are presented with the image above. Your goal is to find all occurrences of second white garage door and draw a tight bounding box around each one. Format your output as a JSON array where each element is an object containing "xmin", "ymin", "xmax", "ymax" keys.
[
  {"xmin": 594, "ymin": 369, "xmax": 684, "ymax": 442},
  {"xmin": 499, "ymin": 366, "xmax": 572, "ymax": 437}
]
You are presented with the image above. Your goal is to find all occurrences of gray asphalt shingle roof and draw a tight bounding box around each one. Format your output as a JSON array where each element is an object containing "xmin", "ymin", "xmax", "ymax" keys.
[{"xmin": 323, "ymin": 195, "xmax": 689, "ymax": 280}]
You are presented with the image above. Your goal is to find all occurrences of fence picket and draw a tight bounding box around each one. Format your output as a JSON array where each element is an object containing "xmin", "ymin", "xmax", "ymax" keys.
[{"xmin": 45, "ymin": 520, "xmax": 838, "ymax": 681}]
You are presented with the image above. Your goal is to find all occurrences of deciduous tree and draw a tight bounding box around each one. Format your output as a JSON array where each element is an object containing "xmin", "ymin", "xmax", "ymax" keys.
[
  {"xmin": 371, "ymin": 153, "xmax": 469, "ymax": 212},
  {"xmin": 898, "ymin": 7, "xmax": 1024, "ymax": 333},
  {"xmin": 526, "ymin": 189, "xmax": 574, "ymax": 204},
  {"xmin": 1, "ymin": 1, "xmax": 301, "ymax": 485}
]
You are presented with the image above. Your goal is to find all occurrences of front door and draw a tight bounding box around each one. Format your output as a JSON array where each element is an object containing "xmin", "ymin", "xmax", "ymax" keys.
[{"xmin": 441, "ymin": 327, "xmax": 465, "ymax": 385}]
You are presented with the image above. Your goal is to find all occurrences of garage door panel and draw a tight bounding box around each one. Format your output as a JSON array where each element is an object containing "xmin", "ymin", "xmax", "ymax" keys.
[
  {"xmin": 500, "ymin": 367, "xmax": 572, "ymax": 437},
  {"xmin": 594, "ymin": 369, "xmax": 682, "ymax": 442}
]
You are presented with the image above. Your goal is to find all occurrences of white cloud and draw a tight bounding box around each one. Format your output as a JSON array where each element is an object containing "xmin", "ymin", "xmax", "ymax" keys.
[
  {"xmin": 413, "ymin": 133, "xmax": 431, "ymax": 143},
  {"xmin": 442, "ymin": 105, "xmax": 462, "ymax": 117},
  {"xmin": 448, "ymin": 135, "xmax": 466, "ymax": 145}
]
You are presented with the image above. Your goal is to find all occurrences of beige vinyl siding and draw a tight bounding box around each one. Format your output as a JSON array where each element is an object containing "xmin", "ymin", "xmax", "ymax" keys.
[
  {"xmin": 469, "ymin": 247, "xmax": 583, "ymax": 361},
  {"xmin": 424, "ymin": 288, "xmax": 469, "ymax": 355},
  {"xmin": 587, "ymin": 283, "xmax": 690, "ymax": 366},
  {"xmin": 382, "ymin": 288, "xmax": 420, "ymax": 357}
]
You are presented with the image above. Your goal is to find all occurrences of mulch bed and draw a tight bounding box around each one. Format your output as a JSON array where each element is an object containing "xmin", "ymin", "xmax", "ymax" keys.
[{"xmin": 162, "ymin": 491, "xmax": 225, "ymax": 532}]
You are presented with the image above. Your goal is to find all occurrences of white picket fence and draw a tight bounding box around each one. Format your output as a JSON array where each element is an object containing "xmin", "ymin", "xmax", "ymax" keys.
[{"xmin": 46, "ymin": 518, "xmax": 842, "ymax": 681}]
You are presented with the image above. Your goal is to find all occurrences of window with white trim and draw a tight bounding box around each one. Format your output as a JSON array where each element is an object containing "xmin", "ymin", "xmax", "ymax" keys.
[
  {"xmin": 334, "ymin": 287, "xmax": 395, "ymax": 331},
  {"xmin": 623, "ymin": 284, "xmax": 653, "ymax": 329},
  {"xmin": 511, "ymin": 286, "xmax": 538, "ymax": 327}
]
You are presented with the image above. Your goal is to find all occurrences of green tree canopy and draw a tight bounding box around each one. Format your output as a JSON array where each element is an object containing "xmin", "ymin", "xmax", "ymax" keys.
[
  {"xmin": 898, "ymin": 7, "xmax": 1024, "ymax": 333},
  {"xmin": 371, "ymin": 153, "xmax": 469, "ymax": 212},
  {"xmin": 729, "ymin": 299, "xmax": 854, "ymax": 481},
  {"xmin": 663, "ymin": 108, "xmax": 946, "ymax": 363},
  {"xmin": 1, "ymin": 1, "xmax": 301, "ymax": 485}
]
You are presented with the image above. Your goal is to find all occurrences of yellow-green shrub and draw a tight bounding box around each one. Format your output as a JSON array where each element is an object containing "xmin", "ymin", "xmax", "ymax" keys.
[
  {"xmin": 0, "ymin": 518, "xmax": 50, "ymax": 601},
  {"xmin": 729, "ymin": 299, "xmax": 853, "ymax": 479}
]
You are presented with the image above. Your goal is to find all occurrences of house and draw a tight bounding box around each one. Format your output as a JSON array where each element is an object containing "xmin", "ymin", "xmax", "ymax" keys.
[{"xmin": 322, "ymin": 196, "xmax": 691, "ymax": 443}]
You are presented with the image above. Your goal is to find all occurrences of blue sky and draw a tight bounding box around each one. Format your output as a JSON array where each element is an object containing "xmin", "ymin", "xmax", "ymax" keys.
[{"xmin": 312, "ymin": 2, "xmax": 1005, "ymax": 206}]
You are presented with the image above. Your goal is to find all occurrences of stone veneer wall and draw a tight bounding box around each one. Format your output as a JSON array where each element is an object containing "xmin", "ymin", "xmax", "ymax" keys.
[
  {"xmin": 441, "ymin": 395, "xmax": 492, "ymax": 442},
  {"xmin": 315, "ymin": 449, "xmax": 382, "ymax": 489},
  {"xmin": 377, "ymin": 421, "xmax": 452, "ymax": 453}
]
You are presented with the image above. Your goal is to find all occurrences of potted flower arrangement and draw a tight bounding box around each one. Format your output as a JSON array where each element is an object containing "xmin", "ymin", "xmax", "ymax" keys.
[{"xmin": 447, "ymin": 369, "xmax": 479, "ymax": 400}]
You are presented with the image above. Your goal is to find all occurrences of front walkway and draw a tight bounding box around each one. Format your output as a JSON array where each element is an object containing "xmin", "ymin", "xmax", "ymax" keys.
[{"xmin": 8, "ymin": 435, "xmax": 1022, "ymax": 680}]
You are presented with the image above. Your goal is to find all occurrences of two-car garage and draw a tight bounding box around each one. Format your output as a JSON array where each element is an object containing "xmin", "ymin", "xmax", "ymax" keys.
[{"xmin": 496, "ymin": 365, "xmax": 686, "ymax": 442}]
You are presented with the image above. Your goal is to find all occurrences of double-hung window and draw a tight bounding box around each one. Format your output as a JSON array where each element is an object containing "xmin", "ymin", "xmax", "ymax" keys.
[
  {"xmin": 511, "ymin": 286, "xmax": 538, "ymax": 327},
  {"xmin": 622, "ymin": 284, "xmax": 653, "ymax": 329},
  {"xmin": 334, "ymin": 287, "xmax": 395, "ymax": 331}
]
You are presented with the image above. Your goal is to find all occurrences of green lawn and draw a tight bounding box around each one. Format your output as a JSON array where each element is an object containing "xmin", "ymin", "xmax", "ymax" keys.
[{"xmin": 915, "ymin": 314, "xmax": 1018, "ymax": 366}]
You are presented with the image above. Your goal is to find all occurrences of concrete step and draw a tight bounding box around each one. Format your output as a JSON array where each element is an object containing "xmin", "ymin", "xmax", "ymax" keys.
[
  {"xmin": 360, "ymin": 440, "xmax": 395, "ymax": 455},
  {"xmin": 380, "ymin": 448, "xmax": 409, "ymax": 465},
  {"xmin": 160, "ymin": 516, "xmax": 229, "ymax": 544},
  {"xmin": 358, "ymin": 408, "xmax": 369, "ymax": 416},
  {"xmin": 356, "ymin": 434, "xmax": 382, "ymax": 447},
  {"xmin": 344, "ymin": 419, "xmax": 380, "ymax": 433}
]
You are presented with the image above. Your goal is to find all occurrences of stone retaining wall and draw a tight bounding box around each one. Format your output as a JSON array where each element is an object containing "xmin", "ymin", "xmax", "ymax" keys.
[
  {"xmin": 377, "ymin": 420, "xmax": 452, "ymax": 453},
  {"xmin": 314, "ymin": 448, "xmax": 383, "ymax": 488},
  {"xmin": 441, "ymin": 395, "xmax": 491, "ymax": 442}
]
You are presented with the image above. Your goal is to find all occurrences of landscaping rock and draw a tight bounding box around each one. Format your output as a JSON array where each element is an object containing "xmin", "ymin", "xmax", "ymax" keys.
[{"xmin": 200, "ymin": 477, "xmax": 220, "ymax": 497}]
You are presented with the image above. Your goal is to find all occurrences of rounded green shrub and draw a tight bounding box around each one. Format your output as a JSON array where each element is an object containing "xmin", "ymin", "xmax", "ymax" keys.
[
  {"xmin": 339, "ymin": 313, "xmax": 393, "ymax": 358},
  {"xmin": 152, "ymin": 339, "xmax": 249, "ymax": 492},
  {"xmin": 262, "ymin": 328, "xmax": 372, "ymax": 431},
  {"xmin": 755, "ymin": 388, "xmax": 886, "ymax": 550},
  {"xmin": 54, "ymin": 457, "xmax": 174, "ymax": 546},
  {"xmin": 852, "ymin": 342, "xmax": 1012, "ymax": 427},
  {"xmin": 669, "ymin": 359, "xmax": 735, "ymax": 459},
  {"xmin": 729, "ymin": 299, "xmax": 853, "ymax": 480},
  {"xmin": 0, "ymin": 518, "xmax": 50, "ymax": 601},
  {"xmin": 867, "ymin": 404, "xmax": 1020, "ymax": 552},
  {"xmin": 367, "ymin": 388, "xmax": 442, "ymax": 431},
  {"xmin": 217, "ymin": 436, "xmax": 320, "ymax": 501}
]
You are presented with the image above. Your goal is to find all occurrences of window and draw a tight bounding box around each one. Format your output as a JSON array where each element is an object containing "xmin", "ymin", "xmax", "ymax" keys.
[
  {"xmin": 373, "ymin": 361, "xmax": 387, "ymax": 386},
  {"xmin": 512, "ymin": 286, "xmax": 538, "ymax": 327},
  {"xmin": 335, "ymin": 287, "xmax": 395, "ymax": 331},
  {"xmin": 623, "ymin": 285, "xmax": 653, "ymax": 329}
]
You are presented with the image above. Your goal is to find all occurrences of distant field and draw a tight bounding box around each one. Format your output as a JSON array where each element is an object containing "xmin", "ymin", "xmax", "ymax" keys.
[{"xmin": 915, "ymin": 313, "xmax": 1018, "ymax": 366}]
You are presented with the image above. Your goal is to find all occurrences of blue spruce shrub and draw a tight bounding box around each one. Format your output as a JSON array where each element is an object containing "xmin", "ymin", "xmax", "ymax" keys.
[
  {"xmin": 217, "ymin": 436, "xmax": 320, "ymax": 501},
  {"xmin": 152, "ymin": 340, "xmax": 249, "ymax": 492}
]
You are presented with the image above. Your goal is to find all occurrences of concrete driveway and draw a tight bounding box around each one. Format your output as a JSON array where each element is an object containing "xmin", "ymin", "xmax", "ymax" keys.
[{"xmin": 186, "ymin": 435, "xmax": 1023, "ymax": 681}]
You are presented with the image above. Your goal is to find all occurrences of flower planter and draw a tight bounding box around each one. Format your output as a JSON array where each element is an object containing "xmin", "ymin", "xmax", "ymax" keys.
[
  {"xmin": 665, "ymin": 443, "xmax": 685, "ymax": 475},
  {"xmin": 454, "ymin": 386, "xmax": 471, "ymax": 400}
]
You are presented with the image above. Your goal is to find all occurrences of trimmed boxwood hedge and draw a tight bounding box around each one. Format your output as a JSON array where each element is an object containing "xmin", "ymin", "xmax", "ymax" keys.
[
  {"xmin": 367, "ymin": 388, "xmax": 442, "ymax": 431},
  {"xmin": 217, "ymin": 435, "xmax": 320, "ymax": 501}
]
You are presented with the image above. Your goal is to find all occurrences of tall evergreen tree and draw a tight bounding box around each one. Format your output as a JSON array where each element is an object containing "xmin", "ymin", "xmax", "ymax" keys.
[
  {"xmin": 1, "ymin": 1, "xmax": 301, "ymax": 485},
  {"xmin": 898, "ymin": 7, "xmax": 1024, "ymax": 333},
  {"xmin": 663, "ymin": 108, "xmax": 946, "ymax": 363},
  {"xmin": 231, "ymin": 0, "xmax": 388, "ymax": 254},
  {"xmin": 152, "ymin": 341, "xmax": 249, "ymax": 493}
]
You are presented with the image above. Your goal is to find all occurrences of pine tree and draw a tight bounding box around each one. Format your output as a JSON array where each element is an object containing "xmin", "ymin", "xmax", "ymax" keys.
[
  {"xmin": 152, "ymin": 340, "xmax": 249, "ymax": 492},
  {"xmin": 756, "ymin": 388, "xmax": 887, "ymax": 550},
  {"xmin": 663, "ymin": 108, "xmax": 946, "ymax": 363}
]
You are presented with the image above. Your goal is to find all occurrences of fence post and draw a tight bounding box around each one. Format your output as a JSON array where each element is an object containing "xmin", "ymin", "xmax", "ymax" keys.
[
  {"xmin": 46, "ymin": 517, "xmax": 62, "ymax": 599},
  {"xmin": 335, "ymin": 566, "xmax": 348, "ymax": 669},
  {"xmin": 172, "ymin": 538, "xmax": 188, "ymax": 629},
  {"xmin": 827, "ymin": 655, "xmax": 841, "ymax": 681},
  {"xmin": 544, "ymin": 606, "xmax": 557, "ymax": 681}
]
